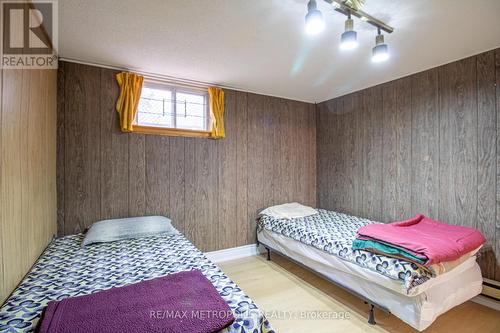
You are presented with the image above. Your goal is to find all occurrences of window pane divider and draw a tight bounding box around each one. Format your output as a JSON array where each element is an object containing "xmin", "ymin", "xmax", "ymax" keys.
[{"xmin": 171, "ymin": 87, "xmax": 177, "ymax": 128}]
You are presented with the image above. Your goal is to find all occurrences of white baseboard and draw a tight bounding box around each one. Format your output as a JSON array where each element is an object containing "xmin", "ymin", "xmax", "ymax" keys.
[
  {"xmin": 472, "ymin": 295, "xmax": 500, "ymax": 311},
  {"xmin": 205, "ymin": 244, "xmax": 263, "ymax": 263}
]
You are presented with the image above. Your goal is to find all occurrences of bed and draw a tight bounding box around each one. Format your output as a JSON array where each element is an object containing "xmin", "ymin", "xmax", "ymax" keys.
[
  {"xmin": 0, "ymin": 232, "xmax": 274, "ymax": 333},
  {"xmin": 257, "ymin": 209, "xmax": 483, "ymax": 331}
]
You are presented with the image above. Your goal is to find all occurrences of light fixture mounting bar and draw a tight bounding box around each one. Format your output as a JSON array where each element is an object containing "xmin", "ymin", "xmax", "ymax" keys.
[{"xmin": 323, "ymin": 0, "xmax": 394, "ymax": 33}]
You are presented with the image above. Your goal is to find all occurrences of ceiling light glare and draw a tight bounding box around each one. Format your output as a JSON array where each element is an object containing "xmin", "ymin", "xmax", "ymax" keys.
[
  {"xmin": 305, "ymin": 0, "xmax": 325, "ymax": 36},
  {"xmin": 372, "ymin": 31, "xmax": 390, "ymax": 62},
  {"xmin": 340, "ymin": 17, "xmax": 358, "ymax": 50}
]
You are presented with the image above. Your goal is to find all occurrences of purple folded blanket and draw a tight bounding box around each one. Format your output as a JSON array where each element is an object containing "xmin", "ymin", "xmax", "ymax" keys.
[{"xmin": 36, "ymin": 270, "xmax": 235, "ymax": 333}]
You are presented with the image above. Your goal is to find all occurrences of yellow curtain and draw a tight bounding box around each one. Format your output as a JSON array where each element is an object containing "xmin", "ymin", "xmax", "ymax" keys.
[
  {"xmin": 115, "ymin": 72, "xmax": 144, "ymax": 132},
  {"xmin": 208, "ymin": 87, "xmax": 225, "ymax": 139}
]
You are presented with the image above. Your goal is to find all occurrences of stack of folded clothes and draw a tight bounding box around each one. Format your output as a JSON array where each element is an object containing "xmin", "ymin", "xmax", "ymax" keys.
[{"xmin": 352, "ymin": 214, "xmax": 486, "ymax": 275}]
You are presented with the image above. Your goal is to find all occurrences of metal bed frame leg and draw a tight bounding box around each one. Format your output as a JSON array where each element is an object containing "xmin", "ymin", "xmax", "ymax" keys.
[
  {"xmin": 261, "ymin": 241, "xmax": 390, "ymax": 324},
  {"xmin": 368, "ymin": 303, "xmax": 376, "ymax": 325}
]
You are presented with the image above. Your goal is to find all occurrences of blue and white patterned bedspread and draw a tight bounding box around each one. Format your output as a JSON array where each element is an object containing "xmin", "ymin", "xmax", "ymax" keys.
[
  {"xmin": 258, "ymin": 209, "xmax": 432, "ymax": 293},
  {"xmin": 0, "ymin": 233, "xmax": 274, "ymax": 333}
]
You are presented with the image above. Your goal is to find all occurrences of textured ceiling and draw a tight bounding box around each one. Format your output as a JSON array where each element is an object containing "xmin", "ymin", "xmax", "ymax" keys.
[{"xmin": 59, "ymin": 0, "xmax": 500, "ymax": 103}]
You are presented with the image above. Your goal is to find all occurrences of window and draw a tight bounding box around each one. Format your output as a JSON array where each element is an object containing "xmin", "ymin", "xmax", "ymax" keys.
[{"xmin": 134, "ymin": 82, "xmax": 210, "ymax": 137}]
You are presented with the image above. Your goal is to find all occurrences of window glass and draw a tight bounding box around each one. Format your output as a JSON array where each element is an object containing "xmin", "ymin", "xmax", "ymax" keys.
[
  {"xmin": 175, "ymin": 92, "xmax": 206, "ymax": 130},
  {"xmin": 137, "ymin": 86, "xmax": 173, "ymax": 128},
  {"xmin": 136, "ymin": 83, "xmax": 208, "ymax": 131}
]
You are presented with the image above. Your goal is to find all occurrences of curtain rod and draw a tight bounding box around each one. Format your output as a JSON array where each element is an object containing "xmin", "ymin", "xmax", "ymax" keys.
[{"xmin": 58, "ymin": 57, "xmax": 220, "ymax": 90}]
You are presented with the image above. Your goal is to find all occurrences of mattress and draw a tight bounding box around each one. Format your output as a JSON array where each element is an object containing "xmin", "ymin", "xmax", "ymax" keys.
[
  {"xmin": 0, "ymin": 233, "xmax": 274, "ymax": 333},
  {"xmin": 258, "ymin": 209, "xmax": 436, "ymax": 294},
  {"xmin": 258, "ymin": 228, "xmax": 483, "ymax": 331}
]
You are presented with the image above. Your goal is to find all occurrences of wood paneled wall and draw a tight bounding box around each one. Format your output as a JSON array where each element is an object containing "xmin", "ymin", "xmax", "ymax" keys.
[
  {"xmin": 317, "ymin": 48, "xmax": 500, "ymax": 280},
  {"xmin": 0, "ymin": 68, "xmax": 57, "ymax": 303},
  {"xmin": 57, "ymin": 61, "xmax": 316, "ymax": 252}
]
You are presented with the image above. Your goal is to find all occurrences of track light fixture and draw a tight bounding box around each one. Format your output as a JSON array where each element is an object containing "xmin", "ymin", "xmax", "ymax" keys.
[
  {"xmin": 340, "ymin": 13, "xmax": 358, "ymax": 50},
  {"xmin": 305, "ymin": 0, "xmax": 325, "ymax": 36},
  {"xmin": 304, "ymin": 0, "xmax": 394, "ymax": 62},
  {"xmin": 372, "ymin": 28, "xmax": 389, "ymax": 63}
]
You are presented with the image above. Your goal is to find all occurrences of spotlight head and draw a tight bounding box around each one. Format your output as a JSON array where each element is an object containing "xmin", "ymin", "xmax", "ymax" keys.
[
  {"xmin": 340, "ymin": 18, "xmax": 358, "ymax": 50},
  {"xmin": 372, "ymin": 33, "xmax": 389, "ymax": 62},
  {"xmin": 340, "ymin": 30, "xmax": 358, "ymax": 50},
  {"xmin": 305, "ymin": 0, "xmax": 325, "ymax": 36}
]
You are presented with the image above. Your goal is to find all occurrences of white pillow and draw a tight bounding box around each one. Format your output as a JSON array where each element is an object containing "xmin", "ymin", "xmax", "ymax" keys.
[
  {"xmin": 259, "ymin": 202, "xmax": 318, "ymax": 220},
  {"xmin": 82, "ymin": 216, "xmax": 178, "ymax": 246}
]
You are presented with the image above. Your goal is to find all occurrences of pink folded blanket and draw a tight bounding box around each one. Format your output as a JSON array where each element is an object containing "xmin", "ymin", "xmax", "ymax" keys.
[{"xmin": 357, "ymin": 214, "xmax": 485, "ymax": 266}]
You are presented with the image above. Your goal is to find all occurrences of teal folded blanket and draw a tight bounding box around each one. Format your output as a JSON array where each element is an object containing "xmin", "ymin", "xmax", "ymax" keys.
[{"xmin": 352, "ymin": 239, "xmax": 427, "ymax": 265}]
